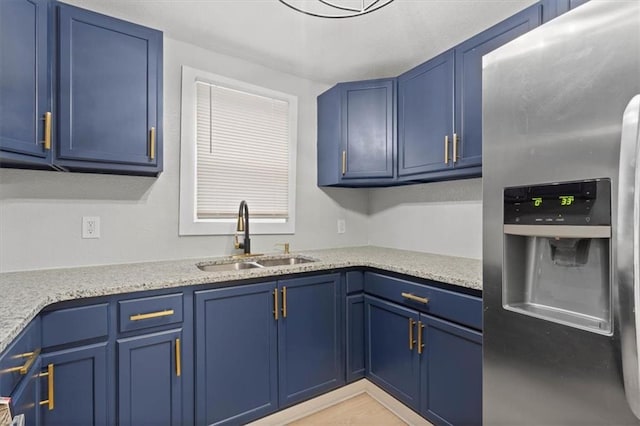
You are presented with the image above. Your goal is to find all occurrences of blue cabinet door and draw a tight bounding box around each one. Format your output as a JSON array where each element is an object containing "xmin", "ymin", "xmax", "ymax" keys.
[
  {"xmin": 194, "ymin": 282, "xmax": 278, "ymax": 426},
  {"xmin": 365, "ymin": 296, "xmax": 421, "ymax": 411},
  {"xmin": 340, "ymin": 79, "xmax": 395, "ymax": 183},
  {"xmin": 454, "ymin": 4, "xmax": 541, "ymax": 170},
  {"xmin": 39, "ymin": 343, "xmax": 108, "ymax": 426},
  {"xmin": 317, "ymin": 86, "xmax": 341, "ymax": 186},
  {"xmin": 0, "ymin": 0, "xmax": 51, "ymax": 166},
  {"xmin": 117, "ymin": 329, "xmax": 182, "ymax": 426},
  {"xmin": 420, "ymin": 314, "xmax": 482, "ymax": 426},
  {"xmin": 346, "ymin": 294, "xmax": 365, "ymax": 383},
  {"xmin": 56, "ymin": 3, "xmax": 162, "ymax": 175},
  {"xmin": 10, "ymin": 358, "xmax": 41, "ymax": 426},
  {"xmin": 278, "ymin": 274, "xmax": 344, "ymax": 407},
  {"xmin": 398, "ymin": 50, "xmax": 454, "ymax": 179}
]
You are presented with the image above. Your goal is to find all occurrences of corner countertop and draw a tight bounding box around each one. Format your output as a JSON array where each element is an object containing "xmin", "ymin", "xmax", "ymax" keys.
[{"xmin": 0, "ymin": 246, "xmax": 481, "ymax": 354}]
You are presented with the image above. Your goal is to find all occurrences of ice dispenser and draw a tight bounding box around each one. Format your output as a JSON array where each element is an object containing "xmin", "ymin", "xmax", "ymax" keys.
[{"xmin": 502, "ymin": 179, "xmax": 612, "ymax": 334}]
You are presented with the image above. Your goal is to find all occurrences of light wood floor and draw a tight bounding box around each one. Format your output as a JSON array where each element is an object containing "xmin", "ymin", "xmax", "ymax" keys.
[{"xmin": 287, "ymin": 393, "xmax": 407, "ymax": 425}]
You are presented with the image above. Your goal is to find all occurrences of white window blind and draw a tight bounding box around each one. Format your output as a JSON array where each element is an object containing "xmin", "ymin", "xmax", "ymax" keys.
[{"xmin": 195, "ymin": 81, "xmax": 290, "ymax": 220}]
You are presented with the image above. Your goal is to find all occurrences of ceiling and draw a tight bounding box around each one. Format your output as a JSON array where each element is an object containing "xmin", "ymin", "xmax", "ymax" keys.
[{"xmin": 63, "ymin": 0, "xmax": 538, "ymax": 84}]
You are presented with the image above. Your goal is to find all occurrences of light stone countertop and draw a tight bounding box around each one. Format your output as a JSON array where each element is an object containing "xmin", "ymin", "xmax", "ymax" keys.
[{"xmin": 0, "ymin": 246, "xmax": 481, "ymax": 354}]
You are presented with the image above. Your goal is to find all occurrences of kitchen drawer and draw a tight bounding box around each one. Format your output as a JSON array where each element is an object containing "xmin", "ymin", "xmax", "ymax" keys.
[
  {"xmin": 346, "ymin": 271, "xmax": 364, "ymax": 294},
  {"xmin": 364, "ymin": 272, "xmax": 482, "ymax": 330},
  {"xmin": 42, "ymin": 303, "xmax": 109, "ymax": 348},
  {"xmin": 119, "ymin": 293, "xmax": 183, "ymax": 333},
  {"xmin": 0, "ymin": 317, "xmax": 41, "ymax": 397}
]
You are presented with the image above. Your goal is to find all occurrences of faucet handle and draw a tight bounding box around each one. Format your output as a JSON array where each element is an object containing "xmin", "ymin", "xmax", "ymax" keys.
[{"xmin": 275, "ymin": 243, "xmax": 290, "ymax": 254}]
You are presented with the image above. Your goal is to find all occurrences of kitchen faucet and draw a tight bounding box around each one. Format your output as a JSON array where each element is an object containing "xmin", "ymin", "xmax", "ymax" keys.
[{"xmin": 234, "ymin": 200, "xmax": 251, "ymax": 255}]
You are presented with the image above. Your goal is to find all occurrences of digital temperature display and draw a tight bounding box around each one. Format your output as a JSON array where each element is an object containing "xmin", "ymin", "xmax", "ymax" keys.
[
  {"xmin": 504, "ymin": 179, "xmax": 610, "ymax": 226},
  {"xmin": 559, "ymin": 195, "xmax": 575, "ymax": 206}
]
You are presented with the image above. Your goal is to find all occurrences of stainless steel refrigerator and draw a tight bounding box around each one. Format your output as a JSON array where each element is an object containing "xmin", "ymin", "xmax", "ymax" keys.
[{"xmin": 482, "ymin": 1, "xmax": 640, "ymax": 424}]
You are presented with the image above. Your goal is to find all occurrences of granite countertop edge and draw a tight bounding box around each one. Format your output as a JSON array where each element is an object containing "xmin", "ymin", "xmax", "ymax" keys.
[{"xmin": 0, "ymin": 246, "xmax": 481, "ymax": 354}]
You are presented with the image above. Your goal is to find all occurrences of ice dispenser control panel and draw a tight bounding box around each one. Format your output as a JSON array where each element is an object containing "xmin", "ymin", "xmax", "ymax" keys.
[{"xmin": 504, "ymin": 179, "xmax": 611, "ymax": 226}]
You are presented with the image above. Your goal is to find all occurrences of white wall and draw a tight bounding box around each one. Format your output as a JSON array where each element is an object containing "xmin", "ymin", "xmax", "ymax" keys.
[
  {"xmin": 367, "ymin": 179, "xmax": 482, "ymax": 260},
  {"xmin": 0, "ymin": 37, "xmax": 369, "ymax": 272}
]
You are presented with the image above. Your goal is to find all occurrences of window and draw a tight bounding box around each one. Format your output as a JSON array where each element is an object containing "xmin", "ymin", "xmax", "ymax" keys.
[{"xmin": 179, "ymin": 66, "xmax": 297, "ymax": 235}]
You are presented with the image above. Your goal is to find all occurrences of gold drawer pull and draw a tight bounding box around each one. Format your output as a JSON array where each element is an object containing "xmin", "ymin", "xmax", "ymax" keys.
[
  {"xmin": 417, "ymin": 321, "xmax": 425, "ymax": 355},
  {"xmin": 453, "ymin": 133, "xmax": 458, "ymax": 163},
  {"xmin": 43, "ymin": 112, "xmax": 52, "ymax": 150},
  {"xmin": 39, "ymin": 363, "xmax": 54, "ymax": 410},
  {"xmin": 175, "ymin": 338, "xmax": 181, "ymax": 377},
  {"xmin": 401, "ymin": 293, "xmax": 429, "ymax": 304},
  {"xmin": 149, "ymin": 127, "xmax": 156, "ymax": 160},
  {"xmin": 273, "ymin": 289, "xmax": 279, "ymax": 321},
  {"xmin": 342, "ymin": 150, "xmax": 347, "ymax": 175},
  {"xmin": 1, "ymin": 349, "xmax": 41, "ymax": 375},
  {"xmin": 130, "ymin": 309, "xmax": 174, "ymax": 321},
  {"xmin": 408, "ymin": 318, "xmax": 416, "ymax": 350},
  {"xmin": 444, "ymin": 135, "xmax": 449, "ymax": 164},
  {"xmin": 281, "ymin": 286, "xmax": 287, "ymax": 318}
]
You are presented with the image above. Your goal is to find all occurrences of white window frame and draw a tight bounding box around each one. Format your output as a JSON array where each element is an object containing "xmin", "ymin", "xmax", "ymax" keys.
[{"xmin": 179, "ymin": 65, "xmax": 297, "ymax": 236}]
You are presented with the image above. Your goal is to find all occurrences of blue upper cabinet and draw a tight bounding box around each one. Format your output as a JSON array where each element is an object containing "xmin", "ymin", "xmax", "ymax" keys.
[
  {"xmin": 0, "ymin": 0, "xmax": 52, "ymax": 167},
  {"xmin": 318, "ymin": 79, "xmax": 396, "ymax": 187},
  {"xmin": 541, "ymin": 0, "xmax": 590, "ymax": 23},
  {"xmin": 398, "ymin": 50, "xmax": 454, "ymax": 180},
  {"xmin": 56, "ymin": 3, "xmax": 162, "ymax": 175},
  {"xmin": 0, "ymin": 1, "xmax": 162, "ymax": 176},
  {"xmin": 454, "ymin": 4, "xmax": 542, "ymax": 171}
]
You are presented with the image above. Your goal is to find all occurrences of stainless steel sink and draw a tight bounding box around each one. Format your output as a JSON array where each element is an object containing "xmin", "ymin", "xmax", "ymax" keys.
[
  {"xmin": 256, "ymin": 256, "xmax": 315, "ymax": 267},
  {"xmin": 197, "ymin": 261, "xmax": 262, "ymax": 272},
  {"xmin": 197, "ymin": 255, "xmax": 316, "ymax": 272}
]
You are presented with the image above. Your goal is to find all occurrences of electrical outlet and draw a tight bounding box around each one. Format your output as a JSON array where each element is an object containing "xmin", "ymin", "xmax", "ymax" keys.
[
  {"xmin": 337, "ymin": 219, "xmax": 346, "ymax": 234},
  {"xmin": 82, "ymin": 216, "xmax": 101, "ymax": 239}
]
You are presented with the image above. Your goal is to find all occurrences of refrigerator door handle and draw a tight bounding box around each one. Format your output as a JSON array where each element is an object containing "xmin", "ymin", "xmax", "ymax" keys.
[{"xmin": 617, "ymin": 94, "xmax": 640, "ymax": 420}]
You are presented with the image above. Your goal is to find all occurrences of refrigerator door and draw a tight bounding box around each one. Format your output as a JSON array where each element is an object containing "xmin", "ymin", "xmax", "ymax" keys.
[
  {"xmin": 483, "ymin": 1, "xmax": 640, "ymax": 424},
  {"xmin": 618, "ymin": 95, "xmax": 640, "ymax": 419}
]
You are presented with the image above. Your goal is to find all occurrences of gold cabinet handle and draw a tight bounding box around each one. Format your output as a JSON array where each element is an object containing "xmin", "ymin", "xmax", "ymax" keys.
[
  {"xmin": 281, "ymin": 286, "xmax": 287, "ymax": 318},
  {"xmin": 417, "ymin": 321, "xmax": 425, "ymax": 355},
  {"xmin": 401, "ymin": 292, "xmax": 429, "ymax": 304},
  {"xmin": 175, "ymin": 339, "xmax": 181, "ymax": 377},
  {"xmin": 273, "ymin": 289, "xmax": 279, "ymax": 321},
  {"xmin": 149, "ymin": 127, "xmax": 156, "ymax": 160},
  {"xmin": 39, "ymin": 363, "xmax": 54, "ymax": 410},
  {"xmin": 341, "ymin": 150, "xmax": 347, "ymax": 175},
  {"xmin": 1, "ymin": 349, "xmax": 41, "ymax": 375},
  {"xmin": 43, "ymin": 112, "xmax": 52, "ymax": 150},
  {"xmin": 444, "ymin": 135, "xmax": 449, "ymax": 164},
  {"xmin": 453, "ymin": 133, "xmax": 458, "ymax": 163},
  {"xmin": 408, "ymin": 319, "xmax": 416, "ymax": 351},
  {"xmin": 130, "ymin": 309, "xmax": 174, "ymax": 321}
]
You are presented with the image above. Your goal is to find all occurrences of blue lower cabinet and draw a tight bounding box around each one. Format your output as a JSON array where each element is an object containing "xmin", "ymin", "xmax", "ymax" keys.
[
  {"xmin": 421, "ymin": 315, "xmax": 482, "ymax": 426},
  {"xmin": 117, "ymin": 329, "xmax": 182, "ymax": 426},
  {"xmin": 346, "ymin": 294, "xmax": 365, "ymax": 382},
  {"xmin": 10, "ymin": 358, "xmax": 41, "ymax": 426},
  {"xmin": 365, "ymin": 295, "xmax": 421, "ymax": 411},
  {"xmin": 194, "ymin": 282, "xmax": 278, "ymax": 426},
  {"xmin": 39, "ymin": 343, "xmax": 108, "ymax": 426},
  {"xmin": 278, "ymin": 274, "xmax": 344, "ymax": 407}
]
